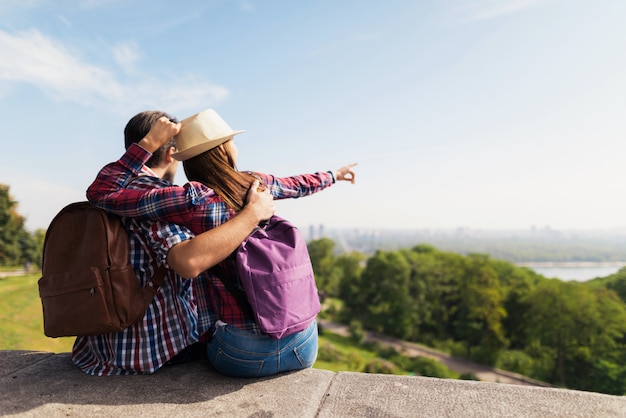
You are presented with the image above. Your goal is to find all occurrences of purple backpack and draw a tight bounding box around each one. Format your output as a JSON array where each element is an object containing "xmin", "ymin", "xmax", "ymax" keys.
[{"xmin": 230, "ymin": 216, "xmax": 321, "ymax": 339}]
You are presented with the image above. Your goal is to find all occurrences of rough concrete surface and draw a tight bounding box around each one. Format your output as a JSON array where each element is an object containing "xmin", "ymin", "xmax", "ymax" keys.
[{"xmin": 2, "ymin": 350, "xmax": 626, "ymax": 417}]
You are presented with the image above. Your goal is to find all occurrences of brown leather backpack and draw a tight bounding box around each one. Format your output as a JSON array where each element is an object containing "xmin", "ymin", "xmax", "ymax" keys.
[{"xmin": 38, "ymin": 202, "xmax": 166, "ymax": 337}]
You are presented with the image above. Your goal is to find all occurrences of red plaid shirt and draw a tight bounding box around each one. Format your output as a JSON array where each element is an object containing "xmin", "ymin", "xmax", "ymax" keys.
[
  {"xmin": 72, "ymin": 166, "xmax": 201, "ymax": 376},
  {"xmin": 87, "ymin": 143, "xmax": 334, "ymax": 334}
]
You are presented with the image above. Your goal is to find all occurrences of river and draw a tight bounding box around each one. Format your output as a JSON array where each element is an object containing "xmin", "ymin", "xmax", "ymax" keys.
[{"xmin": 517, "ymin": 262, "xmax": 626, "ymax": 282}]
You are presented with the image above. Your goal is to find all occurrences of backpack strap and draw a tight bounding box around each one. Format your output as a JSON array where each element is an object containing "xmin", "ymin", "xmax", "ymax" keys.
[
  {"xmin": 149, "ymin": 265, "xmax": 168, "ymax": 290},
  {"xmin": 138, "ymin": 265, "xmax": 169, "ymax": 308}
]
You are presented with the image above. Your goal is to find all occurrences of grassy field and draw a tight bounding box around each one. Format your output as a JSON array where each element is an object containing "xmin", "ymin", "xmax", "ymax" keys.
[
  {"xmin": 0, "ymin": 271, "xmax": 457, "ymax": 379},
  {"xmin": 0, "ymin": 272, "xmax": 74, "ymax": 352},
  {"xmin": 0, "ymin": 265, "xmax": 26, "ymax": 272},
  {"xmin": 315, "ymin": 330, "xmax": 383, "ymax": 372},
  {"xmin": 0, "ymin": 272, "xmax": 376, "ymax": 364}
]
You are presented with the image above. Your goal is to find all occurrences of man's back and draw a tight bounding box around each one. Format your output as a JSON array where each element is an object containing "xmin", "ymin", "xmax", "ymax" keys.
[{"xmin": 71, "ymin": 172, "xmax": 203, "ymax": 376}]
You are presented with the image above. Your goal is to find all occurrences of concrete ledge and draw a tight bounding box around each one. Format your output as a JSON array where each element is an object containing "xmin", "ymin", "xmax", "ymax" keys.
[{"xmin": 1, "ymin": 350, "xmax": 625, "ymax": 417}]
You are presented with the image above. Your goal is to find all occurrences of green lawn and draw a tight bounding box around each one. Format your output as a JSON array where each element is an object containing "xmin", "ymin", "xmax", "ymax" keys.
[
  {"xmin": 314, "ymin": 331, "xmax": 383, "ymax": 372},
  {"xmin": 0, "ymin": 271, "xmax": 457, "ymax": 379},
  {"xmin": 0, "ymin": 272, "xmax": 74, "ymax": 353}
]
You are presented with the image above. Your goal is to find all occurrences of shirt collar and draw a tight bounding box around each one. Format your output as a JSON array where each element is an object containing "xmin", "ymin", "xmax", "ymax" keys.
[{"xmin": 140, "ymin": 165, "xmax": 158, "ymax": 177}]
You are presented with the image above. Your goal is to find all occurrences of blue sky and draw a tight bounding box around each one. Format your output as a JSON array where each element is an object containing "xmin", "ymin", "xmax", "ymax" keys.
[{"xmin": 1, "ymin": 0, "xmax": 625, "ymax": 232}]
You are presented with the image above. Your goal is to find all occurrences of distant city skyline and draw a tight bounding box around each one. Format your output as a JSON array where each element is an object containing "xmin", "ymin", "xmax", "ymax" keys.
[
  {"xmin": 309, "ymin": 223, "xmax": 626, "ymax": 281},
  {"xmin": 1, "ymin": 1, "xmax": 625, "ymax": 232}
]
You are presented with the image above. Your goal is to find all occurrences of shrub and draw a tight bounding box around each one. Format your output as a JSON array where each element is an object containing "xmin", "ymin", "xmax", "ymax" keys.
[
  {"xmin": 432, "ymin": 339, "xmax": 465, "ymax": 357},
  {"xmin": 349, "ymin": 320, "xmax": 366, "ymax": 345},
  {"xmin": 469, "ymin": 346, "xmax": 500, "ymax": 366},
  {"xmin": 377, "ymin": 346, "xmax": 400, "ymax": 359},
  {"xmin": 346, "ymin": 352, "xmax": 365, "ymax": 371},
  {"xmin": 363, "ymin": 340, "xmax": 382, "ymax": 352},
  {"xmin": 363, "ymin": 358, "xmax": 396, "ymax": 374},
  {"xmin": 409, "ymin": 356, "xmax": 457, "ymax": 379},
  {"xmin": 317, "ymin": 341, "xmax": 344, "ymax": 363},
  {"xmin": 387, "ymin": 354, "xmax": 413, "ymax": 371},
  {"xmin": 496, "ymin": 350, "xmax": 534, "ymax": 376}
]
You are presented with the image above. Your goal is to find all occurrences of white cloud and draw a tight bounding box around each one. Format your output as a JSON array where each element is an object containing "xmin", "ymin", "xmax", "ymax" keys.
[
  {"xmin": 0, "ymin": 29, "xmax": 123, "ymax": 104},
  {"xmin": 238, "ymin": 0, "xmax": 256, "ymax": 13},
  {"xmin": 0, "ymin": 0, "xmax": 41, "ymax": 14},
  {"xmin": 0, "ymin": 29, "xmax": 230, "ymax": 113},
  {"xmin": 56, "ymin": 14, "xmax": 72, "ymax": 27},
  {"xmin": 126, "ymin": 76, "xmax": 231, "ymax": 115},
  {"xmin": 454, "ymin": 0, "xmax": 547, "ymax": 22},
  {"xmin": 111, "ymin": 40, "xmax": 141, "ymax": 74}
]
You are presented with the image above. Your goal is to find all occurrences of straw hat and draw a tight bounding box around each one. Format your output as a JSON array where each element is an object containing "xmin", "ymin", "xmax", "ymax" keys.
[{"xmin": 171, "ymin": 109, "xmax": 245, "ymax": 161}]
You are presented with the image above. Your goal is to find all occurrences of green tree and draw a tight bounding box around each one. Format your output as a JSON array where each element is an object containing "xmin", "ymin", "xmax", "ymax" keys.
[
  {"xmin": 525, "ymin": 280, "xmax": 626, "ymax": 390},
  {"xmin": 0, "ymin": 184, "xmax": 30, "ymax": 266},
  {"xmin": 525, "ymin": 280, "xmax": 582, "ymax": 386},
  {"xmin": 405, "ymin": 246, "xmax": 466, "ymax": 343},
  {"xmin": 601, "ymin": 269, "xmax": 626, "ymax": 304},
  {"xmin": 30, "ymin": 228, "xmax": 46, "ymax": 267},
  {"xmin": 335, "ymin": 251, "xmax": 365, "ymax": 302},
  {"xmin": 491, "ymin": 260, "xmax": 540, "ymax": 349},
  {"xmin": 586, "ymin": 360, "xmax": 626, "ymax": 395},
  {"xmin": 308, "ymin": 238, "xmax": 342, "ymax": 296},
  {"xmin": 355, "ymin": 250, "xmax": 414, "ymax": 339},
  {"xmin": 450, "ymin": 254, "xmax": 508, "ymax": 363}
]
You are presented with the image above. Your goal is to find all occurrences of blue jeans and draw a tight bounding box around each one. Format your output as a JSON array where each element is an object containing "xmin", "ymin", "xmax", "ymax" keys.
[{"xmin": 207, "ymin": 320, "xmax": 318, "ymax": 378}]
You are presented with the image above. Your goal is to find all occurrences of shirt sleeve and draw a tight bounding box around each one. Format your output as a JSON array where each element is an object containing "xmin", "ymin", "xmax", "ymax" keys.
[
  {"xmin": 256, "ymin": 171, "xmax": 335, "ymax": 200},
  {"xmin": 149, "ymin": 220, "xmax": 195, "ymax": 267},
  {"xmin": 123, "ymin": 216, "xmax": 195, "ymax": 268},
  {"xmin": 86, "ymin": 143, "xmax": 215, "ymax": 225}
]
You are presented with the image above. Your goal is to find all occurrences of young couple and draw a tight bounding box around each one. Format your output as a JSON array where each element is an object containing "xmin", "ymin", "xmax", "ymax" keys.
[{"xmin": 73, "ymin": 108, "xmax": 357, "ymax": 377}]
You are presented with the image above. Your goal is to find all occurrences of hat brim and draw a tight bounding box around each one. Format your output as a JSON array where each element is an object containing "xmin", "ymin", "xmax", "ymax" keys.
[{"xmin": 171, "ymin": 130, "xmax": 245, "ymax": 161}]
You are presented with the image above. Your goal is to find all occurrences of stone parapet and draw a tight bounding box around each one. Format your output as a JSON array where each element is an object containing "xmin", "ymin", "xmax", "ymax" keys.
[{"xmin": 2, "ymin": 350, "xmax": 625, "ymax": 417}]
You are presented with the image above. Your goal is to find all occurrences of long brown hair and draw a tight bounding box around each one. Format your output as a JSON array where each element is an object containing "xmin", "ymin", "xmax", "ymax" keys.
[{"xmin": 182, "ymin": 141, "xmax": 257, "ymax": 211}]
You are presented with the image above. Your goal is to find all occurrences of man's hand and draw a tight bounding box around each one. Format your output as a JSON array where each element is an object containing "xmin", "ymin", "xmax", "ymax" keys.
[
  {"xmin": 335, "ymin": 163, "xmax": 358, "ymax": 184},
  {"xmin": 243, "ymin": 180, "xmax": 275, "ymax": 222},
  {"xmin": 139, "ymin": 117, "xmax": 181, "ymax": 153}
]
